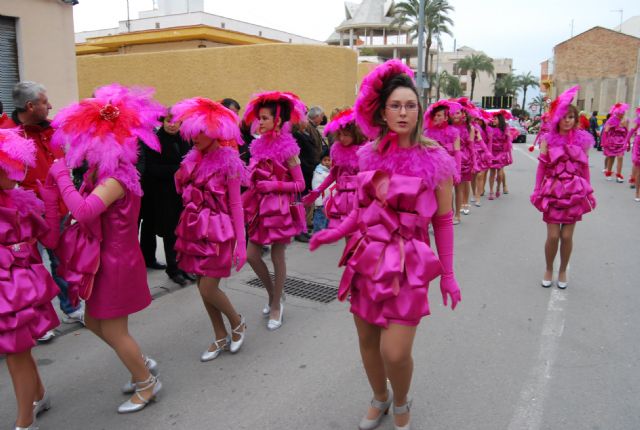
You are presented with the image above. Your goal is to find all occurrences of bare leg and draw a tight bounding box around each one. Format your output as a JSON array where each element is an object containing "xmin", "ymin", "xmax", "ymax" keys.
[
  {"xmin": 198, "ymin": 276, "xmax": 242, "ymax": 343},
  {"xmin": 502, "ymin": 169, "xmax": 509, "ymax": 193},
  {"xmin": 353, "ymin": 316, "xmax": 388, "ymax": 420},
  {"xmin": 29, "ymin": 354, "xmax": 45, "ymax": 401},
  {"xmin": 475, "ymin": 171, "xmax": 486, "ymax": 203},
  {"xmin": 544, "ymin": 223, "xmax": 561, "ymax": 281},
  {"xmin": 616, "ymin": 155, "xmax": 624, "ymax": 177},
  {"xmin": 605, "ymin": 156, "xmax": 614, "ymax": 173},
  {"xmin": 489, "ymin": 169, "xmax": 497, "ymax": 195},
  {"xmin": 558, "ymin": 223, "xmax": 576, "ymax": 283},
  {"xmin": 269, "ymin": 242, "xmax": 287, "ymax": 320},
  {"xmin": 87, "ymin": 314, "xmax": 155, "ymax": 404},
  {"xmin": 247, "ymin": 240, "xmax": 274, "ymax": 305},
  {"xmin": 6, "ymin": 350, "xmax": 37, "ymax": 427},
  {"xmin": 380, "ymin": 323, "xmax": 418, "ymax": 428},
  {"xmin": 635, "ymin": 167, "xmax": 640, "ymax": 198},
  {"xmin": 454, "ymin": 183, "xmax": 463, "ymax": 221},
  {"xmin": 461, "ymin": 181, "xmax": 470, "ymax": 207}
]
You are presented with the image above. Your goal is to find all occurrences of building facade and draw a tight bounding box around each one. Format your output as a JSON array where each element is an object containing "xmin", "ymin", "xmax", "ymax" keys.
[
  {"xmin": 0, "ymin": 0, "xmax": 78, "ymax": 114},
  {"xmin": 542, "ymin": 26, "xmax": 640, "ymax": 114}
]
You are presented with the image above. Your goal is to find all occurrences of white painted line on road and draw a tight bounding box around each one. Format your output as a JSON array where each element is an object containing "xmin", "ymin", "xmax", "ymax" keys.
[
  {"xmin": 507, "ymin": 288, "xmax": 567, "ymax": 430},
  {"xmin": 514, "ymin": 146, "xmax": 539, "ymax": 163}
]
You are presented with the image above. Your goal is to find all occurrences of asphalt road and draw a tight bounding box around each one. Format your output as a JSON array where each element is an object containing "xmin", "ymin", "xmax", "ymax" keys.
[{"xmin": 1, "ymin": 136, "xmax": 639, "ymax": 430}]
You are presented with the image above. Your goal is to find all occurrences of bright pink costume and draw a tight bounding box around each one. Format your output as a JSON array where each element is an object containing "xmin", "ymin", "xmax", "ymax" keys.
[
  {"xmin": 602, "ymin": 103, "xmax": 629, "ymax": 157},
  {"xmin": 0, "ymin": 129, "xmax": 60, "ymax": 353},
  {"xmin": 451, "ymin": 122, "xmax": 476, "ymax": 181},
  {"xmin": 242, "ymin": 92, "xmax": 307, "ymax": 245},
  {"xmin": 311, "ymin": 60, "xmax": 461, "ymax": 328},
  {"xmin": 303, "ymin": 108, "xmax": 361, "ymax": 228},
  {"xmin": 531, "ymin": 86, "xmax": 596, "ymax": 224},
  {"xmin": 423, "ymin": 100, "xmax": 461, "ymax": 183},
  {"xmin": 472, "ymin": 123, "xmax": 493, "ymax": 172},
  {"xmin": 630, "ymin": 109, "xmax": 640, "ymax": 167},
  {"xmin": 489, "ymin": 125, "xmax": 513, "ymax": 169},
  {"xmin": 49, "ymin": 84, "xmax": 165, "ymax": 319}
]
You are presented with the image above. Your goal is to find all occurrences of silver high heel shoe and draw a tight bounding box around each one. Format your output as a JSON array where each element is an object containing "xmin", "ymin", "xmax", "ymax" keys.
[
  {"xmin": 117, "ymin": 374, "xmax": 162, "ymax": 414},
  {"xmin": 262, "ymin": 304, "xmax": 270, "ymax": 317},
  {"xmin": 33, "ymin": 389, "xmax": 51, "ymax": 417},
  {"xmin": 15, "ymin": 424, "xmax": 37, "ymax": 430},
  {"xmin": 122, "ymin": 356, "xmax": 159, "ymax": 394},
  {"xmin": 200, "ymin": 336, "xmax": 230, "ymax": 362},
  {"xmin": 393, "ymin": 399, "xmax": 412, "ymax": 430},
  {"xmin": 229, "ymin": 316, "xmax": 246, "ymax": 354},
  {"xmin": 267, "ymin": 301, "xmax": 284, "ymax": 331},
  {"xmin": 358, "ymin": 392, "xmax": 392, "ymax": 430}
]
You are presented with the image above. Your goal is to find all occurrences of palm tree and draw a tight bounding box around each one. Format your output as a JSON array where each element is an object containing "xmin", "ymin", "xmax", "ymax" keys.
[
  {"xmin": 528, "ymin": 94, "xmax": 545, "ymax": 115},
  {"xmin": 435, "ymin": 70, "xmax": 462, "ymax": 98},
  {"xmin": 456, "ymin": 53, "xmax": 495, "ymax": 101},
  {"xmin": 517, "ymin": 72, "xmax": 540, "ymax": 113},
  {"xmin": 390, "ymin": 0, "xmax": 454, "ymax": 98},
  {"xmin": 494, "ymin": 73, "xmax": 519, "ymax": 97}
]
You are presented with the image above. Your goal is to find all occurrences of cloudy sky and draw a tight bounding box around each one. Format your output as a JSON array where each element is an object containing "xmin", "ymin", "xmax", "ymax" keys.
[{"xmin": 74, "ymin": 0, "xmax": 640, "ymax": 79}]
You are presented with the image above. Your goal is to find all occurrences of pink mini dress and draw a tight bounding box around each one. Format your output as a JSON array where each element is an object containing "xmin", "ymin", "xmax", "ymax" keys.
[
  {"xmin": 337, "ymin": 142, "xmax": 456, "ymax": 328},
  {"xmin": 174, "ymin": 147, "xmax": 246, "ymax": 278},
  {"xmin": 632, "ymin": 132, "xmax": 640, "ymax": 167},
  {"xmin": 472, "ymin": 124, "xmax": 493, "ymax": 172},
  {"xmin": 488, "ymin": 126, "xmax": 513, "ymax": 169},
  {"xmin": 602, "ymin": 121, "xmax": 628, "ymax": 157},
  {"xmin": 324, "ymin": 143, "xmax": 360, "ymax": 228},
  {"xmin": 452, "ymin": 123, "xmax": 477, "ymax": 182},
  {"xmin": 242, "ymin": 131, "xmax": 306, "ymax": 245},
  {"xmin": 423, "ymin": 123, "xmax": 461, "ymax": 183},
  {"xmin": 530, "ymin": 130, "xmax": 596, "ymax": 224},
  {"xmin": 0, "ymin": 189, "xmax": 59, "ymax": 354}
]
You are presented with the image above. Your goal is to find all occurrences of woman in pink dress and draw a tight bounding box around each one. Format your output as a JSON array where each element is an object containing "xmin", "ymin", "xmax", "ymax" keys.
[
  {"xmin": 1, "ymin": 129, "xmax": 60, "ymax": 430},
  {"xmin": 48, "ymin": 84, "xmax": 165, "ymax": 414},
  {"xmin": 471, "ymin": 112, "xmax": 494, "ymax": 206},
  {"xmin": 627, "ymin": 108, "xmax": 640, "ymax": 201},
  {"xmin": 488, "ymin": 110, "xmax": 514, "ymax": 199},
  {"xmin": 170, "ymin": 97, "xmax": 248, "ymax": 361},
  {"xmin": 423, "ymin": 100, "xmax": 461, "ymax": 224},
  {"xmin": 601, "ymin": 103, "xmax": 629, "ymax": 183},
  {"xmin": 310, "ymin": 60, "xmax": 461, "ymax": 430},
  {"xmin": 241, "ymin": 92, "xmax": 307, "ymax": 331},
  {"xmin": 530, "ymin": 86, "xmax": 596, "ymax": 289},
  {"xmin": 302, "ymin": 107, "xmax": 366, "ymax": 228},
  {"xmin": 452, "ymin": 98, "xmax": 478, "ymax": 217}
]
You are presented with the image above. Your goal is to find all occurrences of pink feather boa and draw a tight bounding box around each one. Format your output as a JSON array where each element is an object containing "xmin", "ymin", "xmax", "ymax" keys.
[
  {"xmin": 249, "ymin": 128, "xmax": 300, "ymax": 165},
  {"xmin": 86, "ymin": 162, "xmax": 143, "ymax": 197},
  {"xmin": 357, "ymin": 141, "xmax": 457, "ymax": 190},
  {"xmin": 324, "ymin": 108, "xmax": 355, "ymax": 136},
  {"xmin": 543, "ymin": 129, "xmax": 594, "ymax": 152},
  {"xmin": 424, "ymin": 123, "xmax": 459, "ymax": 154},
  {"xmin": 0, "ymin": 187, "xmax": 44, "ymax": 216},
  {"xmin": 171, "ymin": 97, "xmax": 241, "ymax": 144},
  {"xmin": 0, "ymin": 128, "xmax": 36, "ymax": 181},
  {"xmin": 330, "ymin": 142, "xmax": 360, "ymax": 170},
  {"xmin": 181, "ymin": 146, "xmax": 248, "ymax": 182}
]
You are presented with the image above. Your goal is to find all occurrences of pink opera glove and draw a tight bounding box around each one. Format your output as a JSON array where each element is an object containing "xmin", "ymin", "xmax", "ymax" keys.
[
  {"xmin": 309, "ymin": 208, "xmax": 358, "ymax": 251},
  {"xmin": 301, "ymin": 190, "xmax": 321, "ymax": 207},
  {"xmin": 37, "ymin": 180, "xmax": 61, "ymax": 249},
  {"xmin": 50, "ymin": 159, "xmax": 107, "ymax": 225},
  {"xmin": 533, "ymin": 160, "xmax": 545, "ymax": 194},
  {"xmin": 302, "ymin": 168, "xmax": 337, "ymax": 206},
  {"xmin": 432, "ymin": 211, "xmax": 461, "ymax": 310},
  {"xmin": 228, "ymin": 177, "xmax": 246, "ymax": 271},
  {"xmin": 256, "ymin": 163, "xmax": 306, "ymax": 194}
]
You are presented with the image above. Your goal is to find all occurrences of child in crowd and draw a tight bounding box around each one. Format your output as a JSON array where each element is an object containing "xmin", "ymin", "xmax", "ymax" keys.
[{"xmin": 311, "ymin": 148, "xmax": 331, "ymax": 233}]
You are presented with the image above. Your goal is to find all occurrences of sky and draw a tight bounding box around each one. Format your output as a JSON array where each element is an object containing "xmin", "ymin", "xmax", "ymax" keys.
[{"xmin": 73, "ymin": 0, "xmax": 640, "ymax": 91}]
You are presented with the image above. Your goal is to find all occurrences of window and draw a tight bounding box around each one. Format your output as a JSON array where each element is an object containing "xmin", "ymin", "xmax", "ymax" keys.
[
  {"xmin": 155, "ymin": 22, "xmax": 160, "ymax": 29},
  {"xmin": 0, "ymin": 16, "xmax": 19, "ymax": 113},
  {"xmin": 259, "ymin": 31, "xmax": 262, "ymax": 36},
  {"xmin": 576, "ymin": 99, "xmax": 585, "ymax": 111}
]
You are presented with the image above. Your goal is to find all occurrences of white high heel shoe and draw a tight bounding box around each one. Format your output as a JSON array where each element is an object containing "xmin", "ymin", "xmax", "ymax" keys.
[
  {"xmin": 393, "ymin": 399, "xmax": 412, "ymax": 430},
  {"xmin": 117, "ymin": 374, "xmax": 162, "ymax": 414},
  {"xmin": 200, "ymin": 336, "xmax": 230, "ymax": 362},
  {"xmin": 358, "ymin": 392, "xmax": 392, "ymax": 430},
  {"xmin": 229, "ymin": 316, "xmax": 246, "ymax": 354},
  {"xmin": 262, "ymin": 304, "xmax": 270, "ymax": 317},
  {"xmin": 33, "ymin": 389, "xmax": 51, "ymax": 417},
  {"xmin": 267, "ymin": 301, "xmax": 284, "ymax": 331},
  {"xmin": 122, "ymin": 356, "xmax": 158, "ymax": 394}
]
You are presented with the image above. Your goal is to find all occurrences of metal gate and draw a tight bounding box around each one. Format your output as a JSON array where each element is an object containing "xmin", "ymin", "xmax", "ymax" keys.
[{"xmin": 0, "ymin": 15, "xmax": 20, "ymax": 113}]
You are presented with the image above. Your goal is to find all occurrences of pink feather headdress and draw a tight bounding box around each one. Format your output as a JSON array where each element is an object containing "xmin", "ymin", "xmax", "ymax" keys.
[
  {"xmin": 355, "ymin": 59, "xmax": 415, "ymax": 139},
  {"xmin": 323, "ymin": 107, "xmax": 355, "ymax": 136},
  {"xmin": 0, "ymin": 128, "xmax": 35, "ymax": 181},
  {"xmin": 424, "ymin": 100, "xmax": 461, "ymax": 123},
  {"xmin": 51, "ymin": 83, "xmax": 166, "ymax": 177},
  {"xmin": 491, "ymin": 109, "xmax": 514, "ymax": 120},
  {"xmin": 243, "ymin": 91, "xmax": 307, "ymax": 130},
  {"xmin": 609, "ymin": 102, "xmax": 628, "ymax": 116},
  {"xmin": 547, "ymin": 85, "xmax": 579, "ymax": 130},
  {"xmin": 171, "ymin": 97, "xmax": 242, "ymax": 147}
]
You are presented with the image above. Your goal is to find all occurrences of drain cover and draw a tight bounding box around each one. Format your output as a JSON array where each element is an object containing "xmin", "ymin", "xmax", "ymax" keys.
[{"xmin": 246, "ymin": 274, "xmax": 338, "ymax": 304}]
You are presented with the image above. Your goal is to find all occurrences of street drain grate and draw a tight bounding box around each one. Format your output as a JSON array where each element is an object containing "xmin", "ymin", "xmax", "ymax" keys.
[{"xmin": 246, "ymin": 274, "xmax": 338, "ymax": 304}]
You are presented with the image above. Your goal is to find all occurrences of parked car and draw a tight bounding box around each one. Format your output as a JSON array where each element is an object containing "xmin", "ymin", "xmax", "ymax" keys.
[{"xmin": 507, "ymin": 120, "xmax": 527, "ymax": 143}]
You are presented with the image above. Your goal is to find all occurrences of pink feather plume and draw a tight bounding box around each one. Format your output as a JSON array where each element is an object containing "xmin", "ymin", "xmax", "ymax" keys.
[
  {"xmin": 0, "ymin": 128, "xmax": 36, "ymax": 181},
  {"xmin": 323, "ymin": 108, "xmax": 355, "ymax": 136},
  {"xmin": 171, "ymin": 97, "xmax": 242, "ymax": 145}
]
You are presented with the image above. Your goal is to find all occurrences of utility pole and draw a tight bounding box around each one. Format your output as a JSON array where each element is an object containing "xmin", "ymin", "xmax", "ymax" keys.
[
  {"xmin": 416, "ymin": 0, "xmax": 426, "ymax": 102},
  {"xmin": 570, "ymin": 19, "xmax": 574, "ymax": 37},
  {"xmin": 611, "ymin": 9, "xmax": 623, "ymax": 31},
  {"xmin": 126, "ymin": 0, "xmax": 131, "ymax": 32}
]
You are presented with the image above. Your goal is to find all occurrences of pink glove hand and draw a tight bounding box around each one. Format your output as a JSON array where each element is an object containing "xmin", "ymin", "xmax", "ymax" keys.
[
  {"xmin": 440, "ymin": 274, "xmax": 461, "ymax": 310},
  {"xmin": 256, "ymin": 180, "xmax": 277, "ymax": 193},
  {"xmin": 302, "ymin": 190, "xmax": 321, "ymax": 207},
  {"xmin": 49, "ymin": 158, "xmax": 70, "ymax": 181},
  {"xmin": 309, "ymin": 228, "xmax": 343, "ymax": 251},
  {"xmin": 233, "ymin": 244, "xmax": 247, "ymax": 272},
  {"xmin": 37, "ymin": 179, "xmax": 60, "ymax": 207}
]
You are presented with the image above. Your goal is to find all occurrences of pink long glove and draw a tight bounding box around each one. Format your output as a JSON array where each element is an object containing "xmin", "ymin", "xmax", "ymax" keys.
[
  {"xmin": 37, "ymin": 179, "xmax": 61, "ymax": 249},
  {"xmin": 256, "ymin": 164, "xmax": 305, "ymax": 193},
  {"xmin": 432, "ymin": 211, "xmax": 461, "ymax": 310},
  {"xmin": 453, "ymin": 149, "xmax": 462, "ymax": 183},
  {"xmin": 228, "ymin": 177, "xmax": 246, "ymax": 271},
  {"xmin": 49, "ymin": 160, "xmax": 107, "ymax": 225},
  {"xmin": 309, "ymin": 208, "xmax": 358, "ymax": 251},
  {"xmin": 301, "ymin": 168, "xmax": 336, "ymax": 207},
  {"xmin": 533, "ymin": 160, "xmax": 546, "ymax": 195}
]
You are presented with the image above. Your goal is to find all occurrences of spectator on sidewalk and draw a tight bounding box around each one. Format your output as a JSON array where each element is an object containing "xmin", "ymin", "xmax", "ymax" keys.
[
  {"xmin": 311, "ymin": 148, "xmax": 331, "ymax": 233},
  {"xmin": 0, "ymin": 81, "xmax": 84, "ymax": 342}
]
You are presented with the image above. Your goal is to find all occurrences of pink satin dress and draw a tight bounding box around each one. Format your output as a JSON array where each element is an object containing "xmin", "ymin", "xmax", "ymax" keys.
[
  {"xmin": 472, "ymin": 125, "xmax": 493, "ymax": 172},
  {"xmin": 325, "ymin": 143, "xmax": 359, "ymax": 229},
  {"xmin": 632, "ymin": 133, "xmax": 640, "ymax": 167},
  {"xmin": 452, "ymin": 123, "xmax": 477, "ymax": 182},
  {"xmin": 174, "ymin": 148, "xmax": 241, "ymax": 278},
  {"xmin": 424, "ymin": 124, "xmax": 460, "ymax": 183},
  {"xmin": 603, "ymin": 124, "xmax": 629, "ymax": 157},
  {"xmin": 0, "ymin": 189, "xmax": 59, "ymax": 354},
  {"xmin": 488, "ymin": 127, "xmax": 513, "ymax": 169},
  {"xmin": 531, "ymin": 130, "xmax": 596, "ymax": 224},
  {"xmin": 340, "ymin": 143, "xmax": 456, "ymax": 328}
]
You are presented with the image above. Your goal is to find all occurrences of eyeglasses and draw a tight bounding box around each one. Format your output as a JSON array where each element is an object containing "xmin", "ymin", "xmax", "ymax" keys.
[{"xmin": 385, "ymin": 103, "xmax": 419, "ymax": 112}]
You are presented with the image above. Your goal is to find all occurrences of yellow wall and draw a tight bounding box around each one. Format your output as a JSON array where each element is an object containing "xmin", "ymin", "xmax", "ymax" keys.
[{"xmin": 77, "ymin": 44, "xmax": 358, "ymax": 114}]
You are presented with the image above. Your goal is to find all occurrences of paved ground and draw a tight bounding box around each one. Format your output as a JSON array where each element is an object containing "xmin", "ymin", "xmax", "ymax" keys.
[{"xmin": 2, "ymin": 136, "xmax": 639, "ymax": 429}]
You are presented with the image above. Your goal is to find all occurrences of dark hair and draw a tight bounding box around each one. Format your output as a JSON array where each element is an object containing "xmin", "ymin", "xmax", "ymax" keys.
[
  {"xmin": 429, "ymin": 104, "xmax": 448, "ymax": 119},
  {"xmin": 592, "ymin": 111, "xmax": 598, "ymax": 116},
  {"xmin": 337, "ymin": 122, "xmax": 367, "ymax": 145},
  {"xmin": 0, "ymin": 100, "xmax": 3, "ymax": 115},
  {"xmin": 495, "ymin": 113, "xmax": 507, "ymax": 132},
  {"xmin": 320, "ymin": 147, "xmax": 330, "ymax": 159},
  {"xmin": 449, "ymin": 109, "xmax": 472, "ymax": 133},
  {"xmin": 221, "ymin": 98, "xmax": 241, "ymax": 111},
  {"xmin": 259, "ymin": 101, "xmax": 291, "ymax": 126},
  {"xmin": 375, "ymin": 74, "xmax": 428, "ymax": 145}
]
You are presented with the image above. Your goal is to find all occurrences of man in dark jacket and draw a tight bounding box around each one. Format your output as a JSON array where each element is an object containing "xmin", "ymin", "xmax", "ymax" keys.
[{"xmin": 140, "ymin": 114, "xmax": 193, "ymax": 285}]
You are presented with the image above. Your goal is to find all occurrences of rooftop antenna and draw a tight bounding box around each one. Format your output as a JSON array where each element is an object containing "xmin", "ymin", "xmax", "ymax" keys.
[
  {"xmin": 611, "ymin": 9, "xmax": 623, "ymax": 31},
  {"xmin": 126, "ymin": 0, "xmax": 131, "ymax": 32}
]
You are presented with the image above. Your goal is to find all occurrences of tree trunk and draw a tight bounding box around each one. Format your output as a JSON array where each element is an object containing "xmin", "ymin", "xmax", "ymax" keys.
[
  {"xmin": 423, "ymin": 37, "xmax": 431, "ymax": 103},
  {"xmin": 522, "ymin": 87, "xmax": 528, "ymax": 112},
  {"xmin": 470, "ymin": 71, "xmax": 476, "ymax": 101}
]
